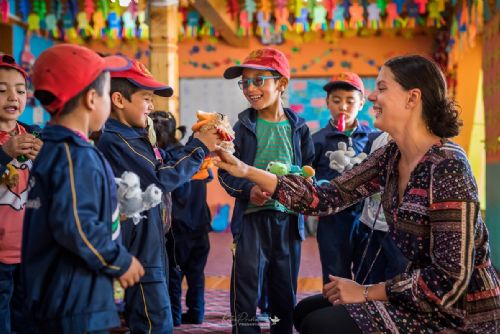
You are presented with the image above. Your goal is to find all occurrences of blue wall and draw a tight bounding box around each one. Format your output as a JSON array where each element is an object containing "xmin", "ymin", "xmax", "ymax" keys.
[
  {"xmin": 11, "ymin": 25, "xmax": 53, "ymax": 125},
  {"xmin": 288, "ymin": 77, "xmax": 376, "ymax": 133},
  {"xmin": 486, "ymin": 163, "xmax": 500, "ymax": 269}
]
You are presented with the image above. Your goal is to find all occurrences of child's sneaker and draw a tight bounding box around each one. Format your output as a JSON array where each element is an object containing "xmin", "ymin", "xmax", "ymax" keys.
[{"xmin": 181, "ymin": 312, "xmax": 203, "ymax": 324}]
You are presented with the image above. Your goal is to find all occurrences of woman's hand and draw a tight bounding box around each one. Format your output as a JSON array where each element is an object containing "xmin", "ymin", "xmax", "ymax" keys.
[
  {"xmin": 214, "ymin": 148, "xmax": 250, "ymax": 178},
  {"xmin": 323, "ymin": 275, "xmax": 365, "ymax": 305}
]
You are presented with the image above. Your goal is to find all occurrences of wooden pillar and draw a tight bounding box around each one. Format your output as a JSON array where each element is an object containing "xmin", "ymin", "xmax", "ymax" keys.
[
  {"xmin": 150, "ymin": 3, "xmax": 179, "ymax": 120},
  {"xmin": 0, "ymin": 23, "xmax": 13, "ymax": 55}
]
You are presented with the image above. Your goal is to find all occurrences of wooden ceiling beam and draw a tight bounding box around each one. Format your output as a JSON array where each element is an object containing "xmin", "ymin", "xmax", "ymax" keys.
[{"xmin": 191, "ymin": 0, "xmax": 249, "ymax": 48}]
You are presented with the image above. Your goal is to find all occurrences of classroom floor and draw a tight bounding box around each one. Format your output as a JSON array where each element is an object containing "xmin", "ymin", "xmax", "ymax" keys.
[
  {"xmin": 204, "ymin": 232, "xmax": 323, "ymax": 292},
  {"xmin": 172, "ymin": 232, "xmax": 323, "ymax": 333}
]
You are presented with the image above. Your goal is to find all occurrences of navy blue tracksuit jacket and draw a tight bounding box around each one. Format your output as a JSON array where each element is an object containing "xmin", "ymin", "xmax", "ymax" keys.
[
  {"xmin": 22, "ymin": 125, "xmax": 132, "ymax": 333},
  {"xmin": 97, "ymin": 118, "xmax": 209, "ymax": 334},
  {"xmin": 312, "ymin": 120, "xmax": 375, "ymax": 283}
]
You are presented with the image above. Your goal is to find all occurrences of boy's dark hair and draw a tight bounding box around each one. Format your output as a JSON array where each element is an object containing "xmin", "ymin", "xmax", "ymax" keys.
[
  {"xmin": 36, "ymin": 71, "xmax": 108, "ymax": 118},
  {"xmin": 326, "ymin": 83, "xmax": 363, "ymax": 99},
  {"xmin": 270, "ymin": 70, "xmax": 282, "ymax": 78},
  {"xmin": 150, "ymin": 111, "xmax": 186, "ymax": 149},
  {"xmin": 110, "ymin": 78, "xmax": 142, "ymax": 102}
]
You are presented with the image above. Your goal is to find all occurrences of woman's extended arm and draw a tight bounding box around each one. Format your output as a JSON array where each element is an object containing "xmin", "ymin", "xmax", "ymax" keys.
[
  {"xmin": 215, "ymin": 144, "xmax": 388, "ymax": 216},
  {"xmin": 215, "ymin": 148, "xmax": 279, "ymax": 194}
]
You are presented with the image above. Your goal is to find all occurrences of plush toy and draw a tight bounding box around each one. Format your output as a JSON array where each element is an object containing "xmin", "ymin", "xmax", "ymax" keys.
[
  {"xmin": 115, "ymin": 171, "xmax": 163, "ymax": 225},
  {"xmin": 266, "ymin": 161, "xmax": 315, "ymax": 178},
  {"xmin": 1, "ymin": 164, "xmax": 19, "ymax": 188},
  {"xmin": 191, "ymin": 110, "xmax": 235, "ymax": 180},
  {"xmin": 325, "ymin": 142, "xmax": 367, "ymax": 173},
  {"xmin": 191, "ymin": 110, "xmax": 235, "ymax": 152}
]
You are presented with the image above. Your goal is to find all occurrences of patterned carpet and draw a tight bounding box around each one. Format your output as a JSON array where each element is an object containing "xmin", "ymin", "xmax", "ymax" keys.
[
  {"xmin": 170, "ymin": 233, "xmax": 322, "ymax": 333},
  {"xmin": 173, "ymin": 289, "xmax": 316, "ymax": 333}
]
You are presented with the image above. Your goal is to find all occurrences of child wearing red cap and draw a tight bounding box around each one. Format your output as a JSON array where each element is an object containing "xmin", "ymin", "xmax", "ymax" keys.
[
  {"xmin": 21, "ymin": 44, "xmax": 144, "ymax": 334},
  {"xmin": 219, "ymin": 47, "xmax": 315, "ymax": 333},
  {"xmin": 96, "ymin": 59, "xmax": 221, "ymax": 334},
  {"xmin": 0, "ymin": 54, "xmax": 42, "ymax": 334},
  {"xmin": 312, "ymin": 72, "xmax": 377, "ymax": 285}
]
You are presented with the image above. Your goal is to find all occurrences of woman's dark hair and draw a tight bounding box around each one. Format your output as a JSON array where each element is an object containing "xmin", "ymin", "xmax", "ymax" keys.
[
  {"xmin": 150, "ymin": 111, "xmax": 186, "ymax": 149},
  {"xmin": 384, "ymin": 54, "xmax": 462, "ymax": 138}
]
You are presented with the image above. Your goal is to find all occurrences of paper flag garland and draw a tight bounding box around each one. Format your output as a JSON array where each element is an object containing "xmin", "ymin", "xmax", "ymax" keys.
[
  {"xmin": 349, "ymin": 2, "xmax": 364, "ymax": 29},
  {"xmin": 0, "ymin": 0, "xmax": 8, "ymax": 23},
  {"xmin": 367, "ymin": 3, "xmax": 382, "ymax": 30},
  {"xmin": 331, "ymin": 4, "xmax": 346, "ymax": 31},
  {"xmin": 312, "ymin": 5, "xmax": 328, "ymax": 31}
]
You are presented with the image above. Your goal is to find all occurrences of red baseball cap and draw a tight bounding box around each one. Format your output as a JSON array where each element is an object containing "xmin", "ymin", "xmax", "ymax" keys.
[
  {"xmin": 111, "ymin": 59, "xmax": 173, "ymax": 97},
  {"xmin": 224, "ymin": 48, "xmax": 290, "ymax": 79},
  {"xmin": 32, "ymin": 44, "xmax": 131, "ymax": 114},
  {"xmin": 323, "ymin": 72, "xmax": 365, "ymax": 94},
  {"xmin": 0, "ymin": 54, "xmax": 29, "ymax": 80}
]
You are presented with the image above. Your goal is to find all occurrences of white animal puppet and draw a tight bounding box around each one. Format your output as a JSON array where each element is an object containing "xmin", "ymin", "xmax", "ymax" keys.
[
  {"xmin": 325, "ymin": 142, "xmax": 367, "ymax": 173},
  {"xmin": 115, "ymin": 171, "xmax": 163, "ymax": 225}
]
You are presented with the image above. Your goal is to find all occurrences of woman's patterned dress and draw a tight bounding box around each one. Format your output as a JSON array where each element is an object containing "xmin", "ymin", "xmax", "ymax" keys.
[{"xmin": 273, "ymin": 140, "xmax": 500, "ymax": 333}]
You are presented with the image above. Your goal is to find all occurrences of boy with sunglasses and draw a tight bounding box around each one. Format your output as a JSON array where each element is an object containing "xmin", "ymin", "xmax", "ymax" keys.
[{"xmin": 220, "ymin": 48, "xmax": 314, "ymax": 334}]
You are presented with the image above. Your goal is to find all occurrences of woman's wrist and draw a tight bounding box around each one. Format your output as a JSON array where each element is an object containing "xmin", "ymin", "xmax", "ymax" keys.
[
  {"xmin": 246, "ymin": 165, "xmax": 279, "ymax": 194},
  {"xmin": 363, "ymin": 285, "xmax": 372, "ymax": 302},
  {"xmin": 362, "ymin": 282, "xmax": 388, "ymax": 302}
]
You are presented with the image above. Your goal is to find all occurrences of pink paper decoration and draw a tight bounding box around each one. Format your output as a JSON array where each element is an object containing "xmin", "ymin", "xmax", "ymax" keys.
[
  {"xmin": 385, "ymin": 3, "xmax": 401, "ymax": 28},
  {"xmin": 349, "ymin": 2, "xmax": 364, "ymax": 29},
  {"xmin": 274, "ymin": 7, "xmax": 291, "ymax": 32},
  {"xmin": 1, "ymin": 0, "xmax": 9, "ymax": 23},
  {"xmin": 414, "ymin": 0, "xmax": 428, "ymax": 14}
]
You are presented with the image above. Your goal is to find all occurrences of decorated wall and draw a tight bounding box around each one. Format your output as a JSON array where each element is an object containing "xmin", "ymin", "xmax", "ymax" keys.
[
  {"xmin": 179, "ymin": 35, "xmax": 433, "ymax": 78},
  {"xmin": 482, "ymin": 11, "xmax": 500, "ymax": 267}
]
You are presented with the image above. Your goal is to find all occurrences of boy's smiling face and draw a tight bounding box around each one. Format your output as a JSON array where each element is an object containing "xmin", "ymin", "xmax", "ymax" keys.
[
  {"xmin": 121, "ymin": 89, "xmax": 154, "ymax": 128},
  {"xmin": 241, "ymin": 68, "xmax": 285, "ymax": 111},
  {"xmin": 0, "ymin": 69, "xmax": 27, "ymax": 128},
  {"xmin": 326, "ymin": 88, "xmax": 364, "ymax": 130}
]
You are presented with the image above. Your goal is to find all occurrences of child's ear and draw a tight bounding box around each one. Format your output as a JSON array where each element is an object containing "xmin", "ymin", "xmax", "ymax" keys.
[
  {"xmin": 278, "ymin": 77, "xmax": 289, "ymax": 92},
  {"xmin": 358, "ymin": 97, "xmax": 365, "ymax": 110},
  {"xmin": 111, "ymin": 91, "xmax": 125, "ymax": 109},
  {"xmin": 83, "ymin": 89, "xmax": 98, "ymax": 111}
]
